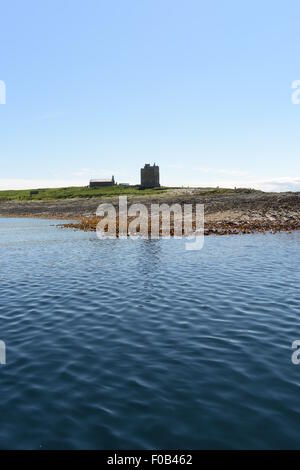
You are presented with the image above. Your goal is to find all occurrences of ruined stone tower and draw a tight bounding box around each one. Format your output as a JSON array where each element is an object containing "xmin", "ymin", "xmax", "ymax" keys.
[{"xmin": 140, "ymin": 163, "xmax": 160, "ymax": 189}]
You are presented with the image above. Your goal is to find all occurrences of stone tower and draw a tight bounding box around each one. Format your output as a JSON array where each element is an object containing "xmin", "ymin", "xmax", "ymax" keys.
[{"xmin": 140, "ymin": 163, "xmax": 160, "ymax": 189}]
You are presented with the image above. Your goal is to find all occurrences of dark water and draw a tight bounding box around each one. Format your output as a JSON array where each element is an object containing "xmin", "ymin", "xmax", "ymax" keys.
[{"xmin": 1, "ymin": 218, "xmax": 300, "ymax": 449}]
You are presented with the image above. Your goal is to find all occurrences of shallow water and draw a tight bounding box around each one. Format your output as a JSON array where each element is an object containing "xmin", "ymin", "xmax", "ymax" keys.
[{"xmin": 0, "ymin": 218, "xmax": 300, "ymax": 449}]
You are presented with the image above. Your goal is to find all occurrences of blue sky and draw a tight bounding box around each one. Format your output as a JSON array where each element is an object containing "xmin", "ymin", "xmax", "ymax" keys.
[{"xmin": 0, "ymin": 0, "xmax": 300, "ymax": 191}]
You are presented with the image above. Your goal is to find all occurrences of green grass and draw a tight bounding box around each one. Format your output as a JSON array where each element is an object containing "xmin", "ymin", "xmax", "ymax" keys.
[
  {"xmin": 0, "ymin": 185, "xmax": 169, "ymax": 201},
  {"xmin": 190, "ymin": 187, "xmax": 259, "ymax": 195},
  {"xmin": 0, "ymin": 185, "xmax": 260, "ymax": 202}
]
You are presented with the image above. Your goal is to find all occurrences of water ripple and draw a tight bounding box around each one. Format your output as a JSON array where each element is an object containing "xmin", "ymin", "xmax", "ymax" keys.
[{"xmin": 0, "ymin": 218, "xmax": 300, "ymax": 449}]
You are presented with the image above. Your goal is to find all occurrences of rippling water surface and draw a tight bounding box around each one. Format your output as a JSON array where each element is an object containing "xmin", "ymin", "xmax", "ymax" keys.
[{"xmin": 1, "ymin": 218, "xmax": 300, "ymax": 449}]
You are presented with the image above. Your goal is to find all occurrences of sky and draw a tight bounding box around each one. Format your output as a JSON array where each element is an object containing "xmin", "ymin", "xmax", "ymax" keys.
[{"xmin": 0, "ymin": 0, "xmax": 300, "ymax": 191}]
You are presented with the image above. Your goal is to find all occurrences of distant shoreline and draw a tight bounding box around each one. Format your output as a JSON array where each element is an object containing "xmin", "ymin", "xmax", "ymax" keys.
[{"xmin": 1, "ymin": 188, "xmax": 300, "ymax": 235}]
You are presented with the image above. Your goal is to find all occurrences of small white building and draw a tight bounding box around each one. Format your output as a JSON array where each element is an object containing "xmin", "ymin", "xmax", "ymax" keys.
[{"xmin": 90, "ymin": 176, "xmax": 115, "ymax": 188}]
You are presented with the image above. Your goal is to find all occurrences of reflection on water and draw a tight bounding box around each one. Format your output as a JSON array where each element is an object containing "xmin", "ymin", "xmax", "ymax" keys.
[{"xmin": 0, "ymin": 218, "xmax": 300, "ymax": 449}]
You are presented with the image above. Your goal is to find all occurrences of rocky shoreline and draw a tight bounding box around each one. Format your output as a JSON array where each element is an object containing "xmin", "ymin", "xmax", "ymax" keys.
[
  {"xmin": 63, "ymin": 213, "xmax": 300, "ymax": 236},
  {"xmin": 1, "ymin": 188, "xmax": 300, "ymax": 236}
]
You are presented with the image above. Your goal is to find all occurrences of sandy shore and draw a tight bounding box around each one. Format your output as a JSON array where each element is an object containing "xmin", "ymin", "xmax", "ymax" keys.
[{"xmin": 1, "ymin": 188, "xmax": 300, "ymax": 235}]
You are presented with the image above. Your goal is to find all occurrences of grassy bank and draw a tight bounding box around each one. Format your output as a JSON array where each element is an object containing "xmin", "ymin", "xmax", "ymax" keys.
[
  {"xmin": 0, "ymin": 185, "xmax": 170, "ymax": 201},
  {"xmin": 0, "ymin": 185, "xmax": 253, "ymax": 202}
]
